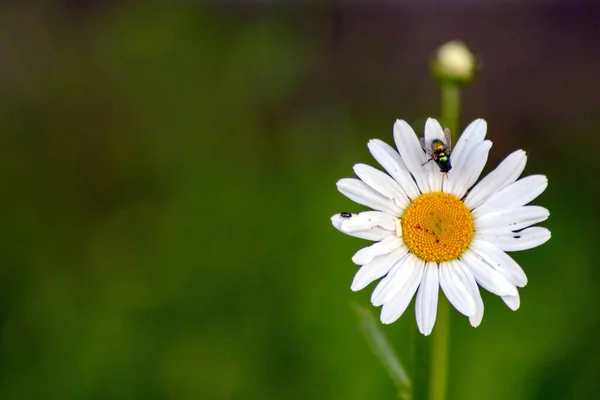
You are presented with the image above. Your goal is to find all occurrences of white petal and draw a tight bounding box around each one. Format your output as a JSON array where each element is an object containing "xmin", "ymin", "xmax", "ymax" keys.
[
  {"xmin": 371, "ymin": 252, "xmax": 417, "ymax": 306},
  {"xmin": 380, "ymin": 257, "xmax": 425, "ymax": 324},
  {"xmin": 424, "ymin": 118, "xmax": 446, "ymax": 147},
  {"xmin": 393, "ymin": 120, "xmax": 431, "ymax": 193},
  {"xmin": 453, "ymin": 261, "xmax": 484, "ymax": 327},
  {"xmin": 337, "ymin": 178, "xmax": 403, "ymax": 216},
  {"xmin": 353, "ymin": 164, "xmax": 410, "ymax": 210},
  {"xmin": 470, "ymin": 297, "xmax": 484, "ymax": 326},
  {"xmin": 439, "ymin": 261, "xmax": 476, "ymax": 317},
  {"xmin": 464, "ymin": 150, "xmax": 527, "ymax": 210},
  {"xmin": 333, "ymin": 226, "xmax": 390, "ymax": 241},
  {"xmin": 473, "ymin": 175, "xmax": 548, "ymax": 218},
  {"xmin": 450, "ymin": 119, "xmax": 487, "ymax": 170},
  {"xmin": 331, "ymin": 212, "xmax": 394, "ymax": 241},
  {"xmin": 330, "ymin": 213, "xmax": 347, "ymax": 231},
  {"xmin": 445, "ymin": 140, "xmax": 492, "ymax": 198},
  {"xmin": 352, "ymin": 235, "xmax": 403, "ymax": 265},
  {"xmin": 335, "ymin": 230, "xmax": 390, "ymax": 241},
  {"xmin": 423, "ymin": 119, "xmax": 446, "ymax": 193},
  {"xmin": 427, "ymin": 162, "xmax": 444, "ymax": 193},
  {"xmin": 415, "ymin": 262, "xmax": 440, "ymax": 336},
  {"xmin": 502, "ymin": 292, "xmax": 520, "ymax": 311},
  {"xmin": 340, "ymin": 211, "xmax": 397, "ymax": 232},
  {"xmin": 475, "ymin": 206, "xmax": 550, "ymax": 232},
  {"xmin": 368, "ymin": 139, "xmax": 421, "ymax": 200},
  {"xmin": 351, "ymin": 247, "xmax": 408, "ymax": 292},
  {"xmin": 475, "ymin": 227, "xmax": 551, "ymax": 252},
  {"xmin": 460, "ymin": 249, "xmax": 519, "ymax": 295},
  {"xmin": 469, "ymin": 240, "xmax": 528, "ymax": 287}
]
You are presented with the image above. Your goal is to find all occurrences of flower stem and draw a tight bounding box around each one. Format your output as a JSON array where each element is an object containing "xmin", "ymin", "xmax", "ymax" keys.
[
  {"xmin": 440, "ymin": 84, "xmax": 460, "ymax": 144},
  {"xmin": 428, "ymin": 298, "xmax": 450, "ymax": 400}
]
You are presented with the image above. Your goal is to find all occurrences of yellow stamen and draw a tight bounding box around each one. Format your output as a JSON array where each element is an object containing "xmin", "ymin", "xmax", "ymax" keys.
[{"xmin": 400, "ymin": 192, "xmax": 474, "ymax": 263}]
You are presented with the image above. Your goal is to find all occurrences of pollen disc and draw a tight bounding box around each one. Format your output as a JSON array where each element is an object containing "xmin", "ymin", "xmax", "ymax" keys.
[{"xmin": 400, "ymin": 192, "xmax": 474, "ymax": 263}]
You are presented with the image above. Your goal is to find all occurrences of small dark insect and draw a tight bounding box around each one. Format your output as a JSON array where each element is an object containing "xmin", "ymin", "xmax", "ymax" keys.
[
  {"xmin": 340, "ymin": 212, "xmax": 352, "ymax": 219},
  {"xmin": 420, "ymin": 127, "xmax": 453, "ymax": 174}
]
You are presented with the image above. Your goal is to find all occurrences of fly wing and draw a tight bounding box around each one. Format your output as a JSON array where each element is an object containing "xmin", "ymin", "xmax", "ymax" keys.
[
  {"xmin": 443, "ymin": 128, "xmax": 453, "ymax": 153},
  {"xmin": 419, "ymin": 137, "xmax": 431, "ymax": 155}
]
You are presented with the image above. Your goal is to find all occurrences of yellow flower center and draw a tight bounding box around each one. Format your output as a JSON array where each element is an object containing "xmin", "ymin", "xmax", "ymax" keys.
[{"xmin": 400, "ymin": 192, "xmax": 474, "ymax": 263}]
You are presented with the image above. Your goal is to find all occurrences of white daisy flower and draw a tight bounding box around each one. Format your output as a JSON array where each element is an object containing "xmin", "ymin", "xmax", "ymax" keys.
[{"xmin": 331, "ymin": 118, "xmax": 550, "ymax": 335}]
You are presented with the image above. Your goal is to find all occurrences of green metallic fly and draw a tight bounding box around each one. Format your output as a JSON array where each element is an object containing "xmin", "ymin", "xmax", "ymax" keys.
[{"xmin": 420, "ymin": 127, "xmax": 453, "ymax": 174}]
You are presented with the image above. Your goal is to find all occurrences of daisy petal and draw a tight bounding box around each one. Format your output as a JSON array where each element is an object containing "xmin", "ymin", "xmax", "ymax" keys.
[
  {"xmin": 445, "ymin": 140, "xmax": 492, "ymax": 199},
  {"xmin": 461, "ymin": 250, "xmax": 519, "ymax": 295},
  {"xmin": 475, "ymin": 206, "xmax": 550, "ymax": 232},
  {"xmin": 353, "ymin": 164, "xmax": 410, "ymax": 210},
  {"xmin": 439, "ymin": 261, "xmax": 476, "ymax": 317},
  {"xmin": 352, "ymin": 235, "xmax": 403, "ymax": 265},
  {"xmin": 334, "ymin": 227, "xmax": 390, "ymax": 241},
  {"xmin": 337, "ymin": 178, "xmax": 403, "ymax": 216},
  {"xmin": 502, "ymin": 292, "xmax": 520, "ymax": 311},
  {"xmin": 393, "ymin": 120, "xmax": 431, "ymax": 193},
  {"xmin": 427, "ymin": 161, "xmax": 444, "ymax": 192},
  {"xmin": 332, "ymin": 211, "xmax": 397, "ymax": 240},
  {"xmin": 453, "ymin": 261, "xmax": 484, "ymax": 327},
  {"xmin": 371, "ymin": 252, "xmax": 417, "ymax": 306},
  {"xmin": 450, "ymin": 119, "xmax": 487, "ymax": 170},
  {"xmin": 424, "ymin": 119, "xmax": 446, "ymax": 192},
  {"xmin": 473, "ymin": 175, "xmax": 548, "ymax": 218},
  {"xmin": 339, "ymin": 211, "xmax": 397, "ymax": 232},
  {"xmin": 469, "ymin": 240, "xmax": 528, "ymax": 287},
  {"xmin": 351, "ymin": 248, "xmax": 408, "ymax": 291},
  {"xmin": 415, "ymin": 262, "xmax": 440, "ymax": 336},
  {"xmin": 470, "ymin": 294, "xmax": 484, "ymax": 327},
  {"xmin": 464, "ymin": 150, "xmax": 527, "ymax": 210},
  {"xmin": 424, "ymin": 118, "xmax": 446, "ymax": 146},
  {"xmin": 331, "ymin": 213, "xmax": 393, "ymax": 241},
  {"xmin": 460, "ymin": 264, "xmax": 484, "ymax": 328},
  {"xmin": 380, "ymin": 257, "xmax": 425, "ymax": 324},
  {"xmin": 368, "ymin": 139, "xmax": 421, "ymax": 200},
  {"xmin": 476, "ymin": 227, "xmax": 551, "ymax": 252}
]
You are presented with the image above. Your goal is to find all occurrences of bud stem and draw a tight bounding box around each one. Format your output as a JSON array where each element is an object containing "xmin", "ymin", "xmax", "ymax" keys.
[{"xmin": 440, "ymin": 84, "xmax": 460, "ymax": 144}]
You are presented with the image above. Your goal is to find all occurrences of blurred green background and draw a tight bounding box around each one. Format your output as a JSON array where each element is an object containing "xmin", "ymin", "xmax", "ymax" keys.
[{"xmin": 0, "ymin": 1, "xmax": 598, "ymax": 399}]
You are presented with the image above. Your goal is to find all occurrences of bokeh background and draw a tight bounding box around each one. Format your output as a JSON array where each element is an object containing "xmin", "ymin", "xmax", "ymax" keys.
[{"xmin": 0, "ymin": 1, "xmax": 598, "ymax": 399}]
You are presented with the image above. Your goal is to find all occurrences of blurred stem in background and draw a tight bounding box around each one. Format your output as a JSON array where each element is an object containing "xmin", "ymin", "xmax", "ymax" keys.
[
  {"xmin": 427, "ymin": 40, "xmax": 477, "ymax": 400},
  {"xmin": 354, "ymin": 306, "xmax": 412, "ymax": 399}
]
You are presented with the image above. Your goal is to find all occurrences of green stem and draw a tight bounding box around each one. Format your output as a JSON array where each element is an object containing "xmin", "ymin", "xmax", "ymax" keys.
[
  {"xmin": 440, "ymin": 84, "xmax": 460, "ymax": 143},
  {"xmin": 428, "ymin": 298, "xmax": 450, "ymax": 400}
]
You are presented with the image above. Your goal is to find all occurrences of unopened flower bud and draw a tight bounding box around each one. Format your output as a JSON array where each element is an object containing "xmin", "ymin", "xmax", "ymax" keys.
[{"xmin": 431, "ymin": 40, "xmax": 476, "ymax": 85}]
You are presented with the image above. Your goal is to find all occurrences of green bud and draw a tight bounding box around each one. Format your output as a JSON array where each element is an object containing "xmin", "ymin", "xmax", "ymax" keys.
[{"xmin": 431, "ymin": 40, "xmax": 476, "ymax": 85}]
